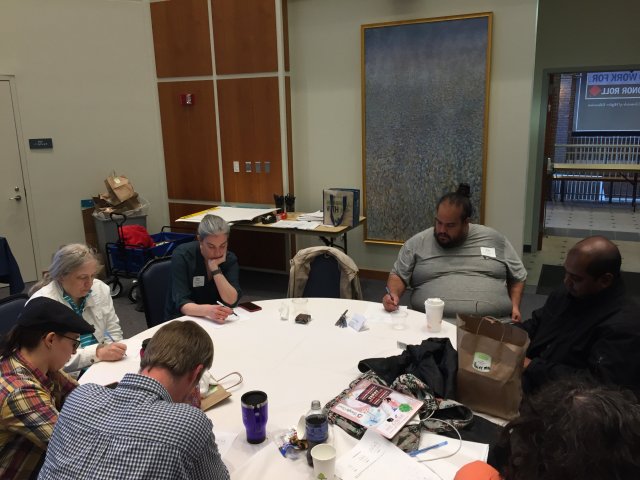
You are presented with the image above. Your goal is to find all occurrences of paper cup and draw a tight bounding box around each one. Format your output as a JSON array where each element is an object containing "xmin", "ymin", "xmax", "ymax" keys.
[
  {"xmin": 311, "ymin": 443, "xmax": 336, "ymax": 480},
  {"xmin": 425, "ymin": 298, "xmax": 445, "ymax": 332}
]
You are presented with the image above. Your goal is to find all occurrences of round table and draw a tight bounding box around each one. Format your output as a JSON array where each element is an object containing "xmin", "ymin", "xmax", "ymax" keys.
[{"xmin": 80, "ymin": 298, "xmax": 458, "ymax": 479}]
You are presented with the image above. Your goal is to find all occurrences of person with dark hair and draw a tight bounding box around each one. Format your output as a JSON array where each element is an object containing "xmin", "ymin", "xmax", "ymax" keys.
[
  {"xmin": 383, "ymin": 184, "xmax": 527, "ymax": 320},
  {"xmin": 38, "ymin": 320, "xmax": 229, "ymax": 480},
  {"xmin": 518, "ymin": 235, "xmax": 640, "ymax": 394},
  {"xmin": 0, "ymin": 297, "xmax": 95, "ymax": 479},
  {"xmin": 165, "ymin": 214, "xmax": 242, "ymax": 322},
  {"xmin": 455, "ymin": 378, "xmax": 640, "ymax": 480}
]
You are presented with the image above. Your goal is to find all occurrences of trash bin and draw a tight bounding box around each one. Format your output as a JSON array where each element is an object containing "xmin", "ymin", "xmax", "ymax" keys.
[
  {"xmin": 91, "ymin": 195, "xmax": 150, "ymax": 261},
  {"xmin": 93, "ymin": 214, "xmax": 147, "ymax": 261}
]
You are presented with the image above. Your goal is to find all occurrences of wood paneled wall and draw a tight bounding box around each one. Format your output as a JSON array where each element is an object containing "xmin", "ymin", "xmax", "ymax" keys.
[
  {"xmin": 211, "ymin": 0, "xmax": 278, "ymax": 74},
  {"xmin": 217, "ymin": 77, "xmax": 282, "ymax": 203},
  {"xmin": 152, "ymin": 1, "xmax": 291, "ymax": 271},
  {"xmin": 158, "ymin": 81, "xmax": 220, "ymax": 201},
  {"xmin": 151, "ymin": 0, "xmax": 213, "ymax": 77}
]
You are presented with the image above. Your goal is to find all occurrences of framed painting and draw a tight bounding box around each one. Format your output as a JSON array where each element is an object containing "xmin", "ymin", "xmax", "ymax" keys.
[{"xmin": 362, "ymin": 13, "xmax": 492, "ymax": 244}]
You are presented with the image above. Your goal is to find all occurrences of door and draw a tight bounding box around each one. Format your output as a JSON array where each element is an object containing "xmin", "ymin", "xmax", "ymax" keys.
[{"xmin": 0, "ymin": 80, "xmax": 37, "ymax": 283}]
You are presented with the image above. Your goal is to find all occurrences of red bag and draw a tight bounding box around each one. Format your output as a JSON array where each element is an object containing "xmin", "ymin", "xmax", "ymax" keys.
[{"xmin": 121, "ymin": 225, "xmax": 154, "ymax": 248}]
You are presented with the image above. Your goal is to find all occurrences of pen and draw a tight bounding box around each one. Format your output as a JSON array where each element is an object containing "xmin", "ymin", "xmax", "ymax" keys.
[
  {"xmin": 385, "ymin": 286, "xmax": 397, "ymax": 306},
  {"xmin": 408, "ymin": 440, "xmax": 448, "ymax": 457},
  {"xmin": 104, "ymin": 331, "xmax": 127, "ymax": 357},
  {"xmin": 217, "ymin": 301, "xmax": 238, "ymax": 316}
]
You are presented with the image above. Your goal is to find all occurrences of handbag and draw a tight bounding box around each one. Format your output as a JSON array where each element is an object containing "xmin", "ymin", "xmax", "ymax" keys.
[
  {"xmin": 322, "ymin": 188, "xmax": 360, "ymax": 227},
  {"xmin": 456, "ymin": 314, "xmax": 530, "ymax": 420},
  {"xmin": 325, "ymin": 371, "xmax": 473, "ymax": 452}
]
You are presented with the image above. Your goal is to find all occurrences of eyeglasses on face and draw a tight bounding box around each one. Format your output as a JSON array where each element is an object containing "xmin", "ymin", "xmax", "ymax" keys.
[{"xmin": 58, "ymin": 334, "xmax": 81, "ymax": 350}]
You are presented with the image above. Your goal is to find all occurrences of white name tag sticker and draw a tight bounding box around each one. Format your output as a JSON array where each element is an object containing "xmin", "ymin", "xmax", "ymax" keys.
[
  {"xmin": 193, "ymin": 276, "xmax": 205, "ymax": 287},
  {"xmin": 480, "ymin": 247, "xmax": 496, "ymax": 258}
]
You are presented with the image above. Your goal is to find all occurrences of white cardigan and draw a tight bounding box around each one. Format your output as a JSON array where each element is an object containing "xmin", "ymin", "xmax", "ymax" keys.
[{"xmin": 29, "ymin": 279, "xmax": 124, "ymax": 372}]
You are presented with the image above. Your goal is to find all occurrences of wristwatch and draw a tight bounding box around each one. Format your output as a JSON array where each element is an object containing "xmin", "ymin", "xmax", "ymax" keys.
[{"xmin": 211, "ymin": 268, "xmax": 222, "ymax": 277}]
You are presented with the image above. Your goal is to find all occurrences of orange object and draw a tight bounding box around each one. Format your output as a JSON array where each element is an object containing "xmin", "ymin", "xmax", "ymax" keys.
[{"xmin": 454, "ymin": 461, "xmax": 501, "ymax": 480}]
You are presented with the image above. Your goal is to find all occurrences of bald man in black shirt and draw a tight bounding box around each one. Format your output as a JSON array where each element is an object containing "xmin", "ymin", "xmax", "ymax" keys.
[{"xmin": 519, "ymin": 236, "xmax": 640, "ymax": 395}]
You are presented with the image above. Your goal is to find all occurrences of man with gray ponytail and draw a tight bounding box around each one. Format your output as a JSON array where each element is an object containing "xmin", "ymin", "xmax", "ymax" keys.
[
  {"xmin": 29, "ymin": 244, "xmax": 127, "ymax": 372},
  {"xmin": 165, "ymin": 214, "xmax": 241, "ymax": 323}
]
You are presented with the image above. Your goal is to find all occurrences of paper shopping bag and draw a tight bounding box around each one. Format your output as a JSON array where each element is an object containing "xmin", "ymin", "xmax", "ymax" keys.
[
  {"xmin": 105, "ymin": 175, "xmax": 135, "ymax": 204},
  {"xmin": 456, "ymin": 314, "xmax": 530, "ymax": 420},
  {"xmin": 323, "ymin": 188, "xmax": 360, "ymax": 227}
]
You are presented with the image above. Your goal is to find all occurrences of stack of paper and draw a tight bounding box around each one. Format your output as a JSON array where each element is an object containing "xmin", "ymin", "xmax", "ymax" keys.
[
  {"xmin": 270, "ymin": 220, "xmax": 321, "ymax": 230},
  {"xmin": 336, "ymin": 429, "xmax": 489, "ymax": 480},
  {"xmin": 297, "ymin": 210, "xmax": 323, "ymax": 221},
  {"xmin": 177, "ymin": 206, "xmax": 276, "ymax": 224}
]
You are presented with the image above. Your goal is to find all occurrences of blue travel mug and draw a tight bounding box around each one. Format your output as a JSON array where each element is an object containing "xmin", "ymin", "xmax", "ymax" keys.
[{"xmin": 241, "ymin": 390, "xmax": 268, "ymax": 444}]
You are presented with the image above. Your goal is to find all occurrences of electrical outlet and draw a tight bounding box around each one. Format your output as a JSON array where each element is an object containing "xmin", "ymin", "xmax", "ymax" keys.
[{"xmin": 233, "ymin": 161, "xmax": 240, "ymax": 173}]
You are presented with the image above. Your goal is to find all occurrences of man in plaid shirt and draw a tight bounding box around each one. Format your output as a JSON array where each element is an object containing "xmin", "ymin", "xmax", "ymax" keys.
[
  {"xmin": 38, "ymin": 320, "xmax": 229, "ymax": 480},
  {"xmin": 0, "ymin": 298, "xmax": 95, "ymax": 479}
]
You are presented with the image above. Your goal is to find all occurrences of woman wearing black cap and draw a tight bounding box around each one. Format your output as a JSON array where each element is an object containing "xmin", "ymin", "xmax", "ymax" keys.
[{"xmin": 0, "ymin": 297, "xmax": 94, "ymax": 479}]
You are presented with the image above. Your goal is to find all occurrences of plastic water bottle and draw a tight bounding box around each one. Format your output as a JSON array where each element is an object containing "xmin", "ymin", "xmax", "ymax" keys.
[{"xmin": 305, "ymin": 400, "xmax": 328, "ymax": 466}]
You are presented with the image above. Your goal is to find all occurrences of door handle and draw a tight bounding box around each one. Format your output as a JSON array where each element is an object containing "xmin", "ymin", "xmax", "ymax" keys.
[{"xmin": 10, "ymin": 194, "xmax": 22, "ymax": 201}]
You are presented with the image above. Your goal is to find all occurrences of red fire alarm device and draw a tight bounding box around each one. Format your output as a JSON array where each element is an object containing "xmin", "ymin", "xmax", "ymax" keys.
[{"xmin": 180, "ymin": 93, "xmax": 195, "ymax": 105}]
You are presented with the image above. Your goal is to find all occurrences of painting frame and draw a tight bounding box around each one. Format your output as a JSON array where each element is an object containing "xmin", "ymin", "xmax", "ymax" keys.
[{"xmin": 361, "ymin": 12, "xmax": 492, "ymax": 245}]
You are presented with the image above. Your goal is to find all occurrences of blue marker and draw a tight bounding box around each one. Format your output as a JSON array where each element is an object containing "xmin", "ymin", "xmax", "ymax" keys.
[
  {"xmin": 408, "ymin": 440, "xmax": 448, "ymax": 457},
  {"xmin": 104, "ymin": 331, "xmax": 127, "ymax": 357}
]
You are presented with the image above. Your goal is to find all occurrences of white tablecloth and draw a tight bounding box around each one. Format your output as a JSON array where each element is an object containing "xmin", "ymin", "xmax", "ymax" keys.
[{"xmin": 80, "ymin": 298, "xmax": 464, "ymax": 479}]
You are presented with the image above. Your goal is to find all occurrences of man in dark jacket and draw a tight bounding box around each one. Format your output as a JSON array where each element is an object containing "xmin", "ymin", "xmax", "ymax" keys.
[{"xmin": 519, "ymin": 236, "xmax": 640, "ymax": 395}]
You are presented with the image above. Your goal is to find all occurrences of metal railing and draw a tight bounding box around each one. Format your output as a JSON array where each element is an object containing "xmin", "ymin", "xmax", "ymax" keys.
[{"xmin": 551, "ymin": 136, "xmax": 640, "ymax": 203}]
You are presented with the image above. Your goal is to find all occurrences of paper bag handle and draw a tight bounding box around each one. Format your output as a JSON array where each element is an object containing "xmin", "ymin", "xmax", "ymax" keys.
[
  {"xmin": 215, "ymin": 371, "xmax": 243, "ymax": 390},
  {"xmin": 475, "ymin": 316, "xmax": 507, "ymax": 343}
]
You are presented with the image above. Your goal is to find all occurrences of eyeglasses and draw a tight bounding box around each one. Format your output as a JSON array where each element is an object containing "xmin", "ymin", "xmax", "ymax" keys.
[{"xmin": 58, "ymin": 334, "xmax": 81, "ymax": 350}]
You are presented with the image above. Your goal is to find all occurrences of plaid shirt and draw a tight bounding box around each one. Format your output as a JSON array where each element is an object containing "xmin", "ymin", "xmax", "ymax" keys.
[
  {"xmin": 38, "ymin": 373, "xmax": 230, "ymax": 480},
  {"xmin": 0, "ymin": 352, "xmax": 77, "ymax": 479}
]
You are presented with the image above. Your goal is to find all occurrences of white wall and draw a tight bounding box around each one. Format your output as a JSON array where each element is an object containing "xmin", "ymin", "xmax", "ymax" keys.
[
  {"xmin": 524, "ymin": 0, "xmax": 640, "ymax": 249},
  {"xmin": 0, "ymin": 0, "xmax": 167, "ymax": 273},
  {"xmin": 288, "ymin": 0, "xmax": 537, "ymax": 271}
]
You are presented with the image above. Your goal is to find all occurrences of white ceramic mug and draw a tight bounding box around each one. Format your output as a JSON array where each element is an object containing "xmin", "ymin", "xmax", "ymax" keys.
[
  {"xmin": 311, "ymin": 443, "xmax": 336, "ymax": 480},
  {"xmin": 425, "ymin": 298, "xmax": 445, "ymax": 332}
]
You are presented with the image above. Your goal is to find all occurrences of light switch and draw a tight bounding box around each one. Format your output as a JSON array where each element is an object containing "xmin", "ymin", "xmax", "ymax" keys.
[
  {"xmin": 233, "ymin": 161, "xmax": 240, "ymax": 173},
  {"xmin": 255, "ymin": 162, "xmax": 261, "ymax": 173},
  {"xmin": 265, "ymin": 161, "xmax": 271, "ymax": 174},
  {"xmin": 245, "ymin": 162, "xmax": 252, "ymax": 173}
]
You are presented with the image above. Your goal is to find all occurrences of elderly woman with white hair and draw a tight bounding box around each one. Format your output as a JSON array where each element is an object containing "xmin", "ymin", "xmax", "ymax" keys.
[
  {"xmin": 165, "ymin": 214, "xmax": 241, "ymax": 323},
  {"xmin": 28, "ymin": 244, "xmax": 127, "ymax": 372}
]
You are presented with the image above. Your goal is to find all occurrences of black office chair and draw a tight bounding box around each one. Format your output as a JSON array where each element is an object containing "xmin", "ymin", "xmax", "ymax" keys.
[
  {"xmin": 138, "ymin": 257, "xmax": 172, "ymax": 328},
  {"xmin": 0, "ymin": 293, "xmax": 29, "ymax": 335},
  {"xmin": 302, "ymin": 254, "xmax": 341, "ymax": 298}
]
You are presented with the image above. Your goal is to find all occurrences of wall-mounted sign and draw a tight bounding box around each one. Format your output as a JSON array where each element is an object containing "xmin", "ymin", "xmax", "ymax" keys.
[{"xmin": 29, "ymin": 138, "xmax": 54, "ymax": 149}]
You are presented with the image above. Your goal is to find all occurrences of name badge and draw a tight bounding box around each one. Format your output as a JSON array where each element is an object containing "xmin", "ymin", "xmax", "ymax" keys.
[
  {"xmin": 480, "ymin": 247, "xmax": 496, "ymax": 258},
  {"xmin": 193, "ymin": 276, "xmax": 205, "ymax": 287}
]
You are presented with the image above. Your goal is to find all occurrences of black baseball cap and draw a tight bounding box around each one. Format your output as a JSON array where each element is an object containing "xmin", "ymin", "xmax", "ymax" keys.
[{"xmin": 18, "ymin": 297, "xmax": 95, "ymax": 334}]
